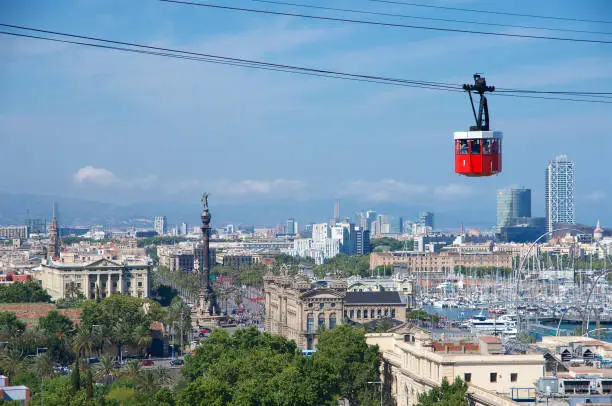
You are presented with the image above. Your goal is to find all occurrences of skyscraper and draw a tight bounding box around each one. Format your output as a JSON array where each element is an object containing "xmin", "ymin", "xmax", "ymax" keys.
[
  {"xmin": 419, "ymin": 212, "xmax": 434, "ymax": 229},
  {"xmin": 154, "ymin": 216, "xmax": 167, "ymax": 236},
  {"xmin": 286, "ymin": 218, "xmax": 296, "ymax": 235},
  {"xmin": 496, "ymin": 188, "xmax": 531, "ymax": 231},
  {"xmin": 332, "ymin": 199, "xmax": 340, "ymax": 224},
  {"xmin": 545, "ymin": 155, "xmax": 575, "ymax": 233}
]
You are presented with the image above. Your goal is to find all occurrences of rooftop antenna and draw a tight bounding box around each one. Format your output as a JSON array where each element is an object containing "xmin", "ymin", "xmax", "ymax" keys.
[{"xmin": 463, "ymin": 73, "xmax": 495, "ymax": 131}]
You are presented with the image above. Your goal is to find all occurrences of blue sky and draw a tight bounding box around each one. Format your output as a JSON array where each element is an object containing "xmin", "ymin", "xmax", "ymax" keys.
[{"xmin": 0, "ymin": 0, "xmax": 610, "ymax": 227}]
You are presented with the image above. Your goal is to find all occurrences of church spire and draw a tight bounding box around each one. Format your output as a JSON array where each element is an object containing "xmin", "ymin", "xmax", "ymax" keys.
[{"xmin": 48, "ymin": 202, "xmax": 60, "ymax": 260}]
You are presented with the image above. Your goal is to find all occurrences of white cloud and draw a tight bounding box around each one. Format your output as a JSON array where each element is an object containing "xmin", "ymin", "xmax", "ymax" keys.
[
  {"xmin": 72, "ymin": 166, "xmax": 156, "ymax": 190},
  {"xmin": 585, "ymin": 191, "xmax": 607, "ymax": 202},
  {"xmin": 216, "ymin": 179, "xmax": 304, "ymax": 197},
  {"xmin": 340, "ymin": 179, "xmax": 472, "ymax": 202},
  {"xmin": 73, "ymin": 166, "xmax": 117, "ymax": 185}
]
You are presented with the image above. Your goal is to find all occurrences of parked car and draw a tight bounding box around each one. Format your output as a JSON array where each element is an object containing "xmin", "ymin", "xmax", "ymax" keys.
[
  {"xmin": 170, "ymin": 359, "xmax": 184, "ymax": 366},
  {"xmin": 139, "ymin": 360, "xmax": 155, "ymax": 366}
]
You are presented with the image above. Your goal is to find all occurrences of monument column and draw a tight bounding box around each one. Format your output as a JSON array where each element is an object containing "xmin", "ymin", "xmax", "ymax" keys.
[
  {"xmin": 118, "ymin": 272, "xmax": 123, "ymax": 294},
  {"xmin": 108, "ymin": 273, "xmax": 112, "ymax": 295},
  {"xmin": 96, "ymin": 274, "xmax": 101, "ymax": 298}
]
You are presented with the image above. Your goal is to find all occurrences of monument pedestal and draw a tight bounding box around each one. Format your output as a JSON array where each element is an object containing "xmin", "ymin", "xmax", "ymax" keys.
[{"xmin": 192, "ymin": 290, "xmax": 223, "ymax": 329}]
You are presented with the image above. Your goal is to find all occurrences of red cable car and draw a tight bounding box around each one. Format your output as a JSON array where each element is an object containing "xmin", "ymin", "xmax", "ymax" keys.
[{"xmin": 454, "ymin": 74, "xmax": 502, "ymax": 177}]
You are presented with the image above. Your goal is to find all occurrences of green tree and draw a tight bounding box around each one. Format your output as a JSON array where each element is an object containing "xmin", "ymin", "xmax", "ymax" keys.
[
  {"xmin": 0, "ymin": 311, "xmax": 26, "ymax": 339},
  {"xmin": 416, "ymin": 376, "xmax": 468, "ymax": 406},
  {"xmin": 70, "ymin": 356, "xmax": 81, "ymax": 394},
  {"xmin": 0, "ymin": 281, "xmax": 51, "ymax": 303},
  {"xmin": 316, "ymin": 325, "xmax": 381, "ymax": 405},
  {"xmin": 86, "ymin": 366, "xmax": 94, "ymax": 399}
]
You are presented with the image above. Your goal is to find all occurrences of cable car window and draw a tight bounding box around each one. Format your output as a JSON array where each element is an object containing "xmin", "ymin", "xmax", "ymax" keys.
[
  {"xmin": 471, "ymin": 139, "xmax": 481, "ymax": 154},
  {"xmin": 482, "ymin": 139, "xmax": 492, "ymax": 155},
  {"xmin": 458, "ymin": 140, "xmax": 469, "ymax": 155},
  {"xmin": 491, "ymin": 139, "xmax": 498, "ymax": 153}
]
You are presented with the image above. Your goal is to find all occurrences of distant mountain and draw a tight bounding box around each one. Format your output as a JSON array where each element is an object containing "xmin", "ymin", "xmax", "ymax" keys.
[{"xmin": 0, "ymin": 192, "xmax": 497, "ymax": 229}]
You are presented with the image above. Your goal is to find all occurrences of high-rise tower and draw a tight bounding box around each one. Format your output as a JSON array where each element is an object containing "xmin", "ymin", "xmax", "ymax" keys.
[
  {"xmin": 496, "ymin": 188, "xmax": 531, "ymax": 231},
  {"xmin": 545, "ymin": 155, "xmax": 575, "ymax": 234}
]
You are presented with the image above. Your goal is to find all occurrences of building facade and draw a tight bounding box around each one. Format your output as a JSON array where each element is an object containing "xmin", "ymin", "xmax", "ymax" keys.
[
  {"xmin": 355, "ymin": 227, "xmax": 371, "ymax": 255},
  {"xmin": 370, "ymin": 251, "xmax": 513, "ymax": 272},
  {"xmin": 154, "ymin": 216, "xmax": 167, "ymax": 236},
  {"xmin": 37, "ymin": 257, "xmax": 150, "ymax": 300},
  {"xmin": 497, "ymin": 188, "xmax": 531, "ymax": 231},
  {"xmin": 367, "ymin": 325, "xmax": 545, "ymax": 406},
  {"xmin": 264, "ymin": 275, "xmax": 411, "ymax": 350},
  {"xmin": 0, "ymin": 226, "xmax": 28, "ymax": 241},
  {"xmin": 545, "ymin": 155, "xmax": 575, "ymax": 234}
]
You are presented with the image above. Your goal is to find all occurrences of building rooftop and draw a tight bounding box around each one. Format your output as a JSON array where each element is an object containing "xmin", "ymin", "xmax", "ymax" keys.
[
  {"xmin": 345, "ymin": 291, "xmax": 403, "ymax": 305},
  {"xmin": 479, "ymin": 336, "xmax": 502, "ymax": 344}
]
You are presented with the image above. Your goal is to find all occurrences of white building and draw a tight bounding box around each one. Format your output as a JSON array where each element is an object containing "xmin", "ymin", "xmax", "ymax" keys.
[{"xmin": 154, "ymin": 216, "xmax": 167, "ymax": 236}]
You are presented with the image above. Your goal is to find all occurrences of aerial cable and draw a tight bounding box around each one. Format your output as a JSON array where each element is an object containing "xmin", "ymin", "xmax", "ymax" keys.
[
  {"xmin": 364, "ymin": 0, "xmax": 612, "ymax": 25},
  {"xmin": 159, "ymin": 0, "xmax": 612, "ymax": 45},
  {"xmin": 1, "ymin": 27, "xmax": 611, "ymax": 104},
  {"xmin": 246, "ymin": 0, "xmax": 612, "ymax": 36}
]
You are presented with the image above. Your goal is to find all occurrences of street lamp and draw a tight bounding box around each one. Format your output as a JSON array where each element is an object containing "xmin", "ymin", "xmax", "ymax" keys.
[{"xmin": 367, "ymin": 381, "xmax": 383, "ymax": 406}]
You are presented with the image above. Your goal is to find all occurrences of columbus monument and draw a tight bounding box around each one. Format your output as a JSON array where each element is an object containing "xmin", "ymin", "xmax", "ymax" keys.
[{"xmin": 193, "ymin": 193, "xmax": 221, "ymax": 327}]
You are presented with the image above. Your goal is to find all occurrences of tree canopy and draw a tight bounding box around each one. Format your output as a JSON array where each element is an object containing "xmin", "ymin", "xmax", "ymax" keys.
[
  {"xmin": 370, "ymin": 237, "xmax": 412, "ymax": 252},
  {"xmin": 416, "ymin": 377, "xmax": 468, "ymax": 406},
  {"xmin": 180, "ymin": 326, "xmax": 382, "ymax": 406},
  {"xmin": 314, "ymin": 254, "xmax": 371, "ymax": 278},
  {"xmin": 0, "ymin": 281, "xmax": 51, "ymax": 303}
]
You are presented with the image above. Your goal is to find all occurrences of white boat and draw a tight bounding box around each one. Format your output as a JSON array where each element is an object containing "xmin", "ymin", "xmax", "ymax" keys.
[{"xmin": 463, "ymin": 313, "xmax": 517, "ymax": 333}]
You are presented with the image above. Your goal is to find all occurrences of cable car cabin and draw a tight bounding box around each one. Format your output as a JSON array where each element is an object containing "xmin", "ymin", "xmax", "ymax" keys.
[{"xmin": 454, "ymin": 131, "xmax": 502, "ymax": 177}]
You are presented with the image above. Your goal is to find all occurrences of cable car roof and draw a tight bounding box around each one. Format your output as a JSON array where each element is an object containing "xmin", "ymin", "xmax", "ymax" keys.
[{"xmin": 453, "ymin": 130, "xmax": 503, "ymax": 140}]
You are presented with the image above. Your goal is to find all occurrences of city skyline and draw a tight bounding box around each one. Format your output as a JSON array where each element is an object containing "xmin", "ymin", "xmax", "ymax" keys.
[{"xmin": 1, "ymin": 0, "xmax": 609, "ymax": 227}]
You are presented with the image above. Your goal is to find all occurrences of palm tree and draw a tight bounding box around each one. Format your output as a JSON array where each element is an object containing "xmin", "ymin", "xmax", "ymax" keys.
[
  {"xmin": 64, "ymin": 282, "xmax": 81, "ymax": 299},
  {"xmin": 124, "ymin": 360, "xmax": 141, "ymax": 380},
  {"xmin": 95, "ymin": 355, "xmax": 116, "ymax": 385},
  {"xmin": 0, "ymin": 348, "xmax": 24, "ymax": 377},
  {"xmin": 133, "ymin": 325, "xmax": 152, "ymax": 356},
  {"xmin": 72, "ymin": 329, "xmax": 92, "ymax": 359},
  {"xmin": 111, "ymin": 321, "xmax": 134, "ymax": 359},
  {"xmin": 33, "ymin": 353, "xmax": 54, "ymax": 380}
]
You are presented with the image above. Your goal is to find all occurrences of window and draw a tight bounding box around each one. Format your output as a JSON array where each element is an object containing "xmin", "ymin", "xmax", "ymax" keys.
[
  {"xmin": 391, "ymin": 309, "xmax": 396, "ymax": 318},
  {"xmin": 377, "ymin": 309, "xmax": 382, "ymax": 317},
  {"xmin": 344, "ymin": 310, "xmax": 347, "ymax": 318},
  {"xmin": 329, "ymin": 313, "xmax": 336, "ymax": 329},
  {"xmin": 457, "ymin": 140, "xmax": 469, "ymax": 155},
  {"xmin": 511, "ymin": 373, "xmax": 518, "ymax": 382},
  {"xmin": 371, "ymin": 309, "xmax": 375, "ymax": 318},
  {"xmin": 308, "ymin": 303, "xmax": 313, "ymax": 308},
  {"xmin": 319, "ymin": 303, "xmax": 324, "ymax": 309},
  {"xmin": 138, "ymin": 282, "xmax": 142, "ymax": 287},
  {"xmin": 464, "ymin": 373, "xmax": 471, "ymax": 383},
  {"xmin": 490, "ymin": 373, "xmax": 497, "ymax": 383},
  {"xmin": 363, "ymin": 309, "xmax": 368, "ymax": 319},
  {"xmin": 491, "ymin": 138, "xmax": 499, "ymax": 153},
  {"xmin": 350, "ymin": 310, "xmax": 354, "ymax": 319},
  {"xmin": 330, "ymin": 302, "xmax": 335, "ymax": 308},
  {"xmin": 482, "ymin": 139, "xmax": 492, "ymax": 154},
  {"xmin": 471, "ymin": 139, "xmax": 481, "ymax": 154},
  {"xmin": 306, "ymin": 313, "xmax": 314, "ymax": 332},
  {"xmin": 77, "ymin": 283, "xmax": 81, "ymax": 288},
  {"xmin": 384, "ymin": 309, "xmax": 389, "ymax": 317},
  {"xmin": 318, "ymin": 314, "xmax": 326, "ymax": 329}
]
